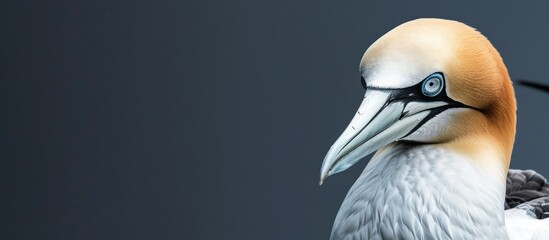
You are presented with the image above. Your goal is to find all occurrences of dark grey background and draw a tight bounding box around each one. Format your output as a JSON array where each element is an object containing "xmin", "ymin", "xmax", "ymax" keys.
[{"xmin": 2, "ymin": 0, "xmax": 549, "ymax": 239}]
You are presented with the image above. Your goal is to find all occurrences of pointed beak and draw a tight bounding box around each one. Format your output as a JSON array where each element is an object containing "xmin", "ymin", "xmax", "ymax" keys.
[{"xmin": 319, "ymin": 89, "xmax": 443, "ymax": 184}]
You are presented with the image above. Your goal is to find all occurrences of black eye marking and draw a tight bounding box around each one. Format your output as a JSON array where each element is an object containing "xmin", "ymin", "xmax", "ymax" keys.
[
  {"xmin": 361, "ymin": 76, "xmax": 367, "ymax": 89},
  {"xmin": 364, "ymin": 72, "xmax": 453, "ymax": 104}
]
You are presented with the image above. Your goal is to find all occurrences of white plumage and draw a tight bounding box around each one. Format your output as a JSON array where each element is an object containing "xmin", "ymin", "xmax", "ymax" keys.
[{"xmin": 333, "ymin": 143, "xmax": 508, "ymax": 239}]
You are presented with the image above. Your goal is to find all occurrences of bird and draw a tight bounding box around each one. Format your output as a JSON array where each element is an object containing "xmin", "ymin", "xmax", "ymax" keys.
[{"xmin": 320, "ymin": 18, "xmax": 549, "ymax": 240}]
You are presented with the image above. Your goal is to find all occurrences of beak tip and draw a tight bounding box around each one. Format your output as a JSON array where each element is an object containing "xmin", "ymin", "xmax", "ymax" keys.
[
  {"xmin": 319, "ymin": 170, "xmax": 330, "ymax": 186},
  {"xmin": 319, "ymin": 159, "xmax": 331, "ymax": 186},
  {"xmin": 319, "ymin": 175, "xmax": 326, "ymax": 185}
]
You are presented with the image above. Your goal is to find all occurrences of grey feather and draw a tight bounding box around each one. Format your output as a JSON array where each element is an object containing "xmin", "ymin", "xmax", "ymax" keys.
[{"xmin": 505, "ymin": 169, "xmax": 549, "ymax": 219}]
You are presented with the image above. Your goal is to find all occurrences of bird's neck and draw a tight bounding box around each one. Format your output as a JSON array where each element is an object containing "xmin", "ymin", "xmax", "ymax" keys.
[{"xmin": 332, "ymin": 142, "xmax": 509, "ymax": 239}]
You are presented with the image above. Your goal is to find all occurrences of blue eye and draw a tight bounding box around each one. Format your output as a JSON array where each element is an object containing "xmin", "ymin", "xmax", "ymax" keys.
[{"xmin": 422, "ymin": 73, "xmax": 444, "ymax": 97}]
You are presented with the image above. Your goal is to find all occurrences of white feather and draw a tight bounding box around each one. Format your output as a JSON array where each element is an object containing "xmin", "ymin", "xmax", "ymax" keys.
[
  {"xmin": 331, "ymin": 143, "xmax": 509, "ymax": 239},
  {"xmin": 506, "ymin": 208, "xmax": 549, "ymax": 240}
]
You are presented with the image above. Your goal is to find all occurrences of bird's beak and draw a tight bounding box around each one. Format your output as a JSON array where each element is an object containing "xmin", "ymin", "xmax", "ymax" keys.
[{"xmin": 320, "ymin": 89, "xmax": 446, "ymax": 184}]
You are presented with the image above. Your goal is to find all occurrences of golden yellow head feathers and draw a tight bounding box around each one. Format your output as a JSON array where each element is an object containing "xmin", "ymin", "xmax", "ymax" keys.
[
  {"xmin": 321, "ymin": 19, "xmax": 516, "ymax": 181},
  {"xmin": 360, "ymin": 18, "xmax": 516, "ymax": 159}
]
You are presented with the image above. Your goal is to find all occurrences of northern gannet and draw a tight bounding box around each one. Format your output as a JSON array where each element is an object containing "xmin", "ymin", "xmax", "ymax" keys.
[{"xmin": 320, "ymin": 18, "xmax": 549, "ymax": 240}]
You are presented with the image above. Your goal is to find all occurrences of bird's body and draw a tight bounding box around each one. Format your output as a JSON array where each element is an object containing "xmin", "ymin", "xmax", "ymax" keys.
[
  {"xmin": 320, "ymin": 19, "xmax": 549, "ymax": 239},
  {"xmin": 332, "ymin": 143, "xmax": 508, "ymax": 239}
]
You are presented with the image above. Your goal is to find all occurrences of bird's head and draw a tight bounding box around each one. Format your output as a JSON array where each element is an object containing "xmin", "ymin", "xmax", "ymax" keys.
[{"xmin": 320, "ymin": 18, "xmax": 516, "ymax": 184}]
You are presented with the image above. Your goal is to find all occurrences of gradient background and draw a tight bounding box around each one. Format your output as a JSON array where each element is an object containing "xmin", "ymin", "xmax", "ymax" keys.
[{"xmin": 3, "ymin": 1, "xmax": 549, "ymax": 239}]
